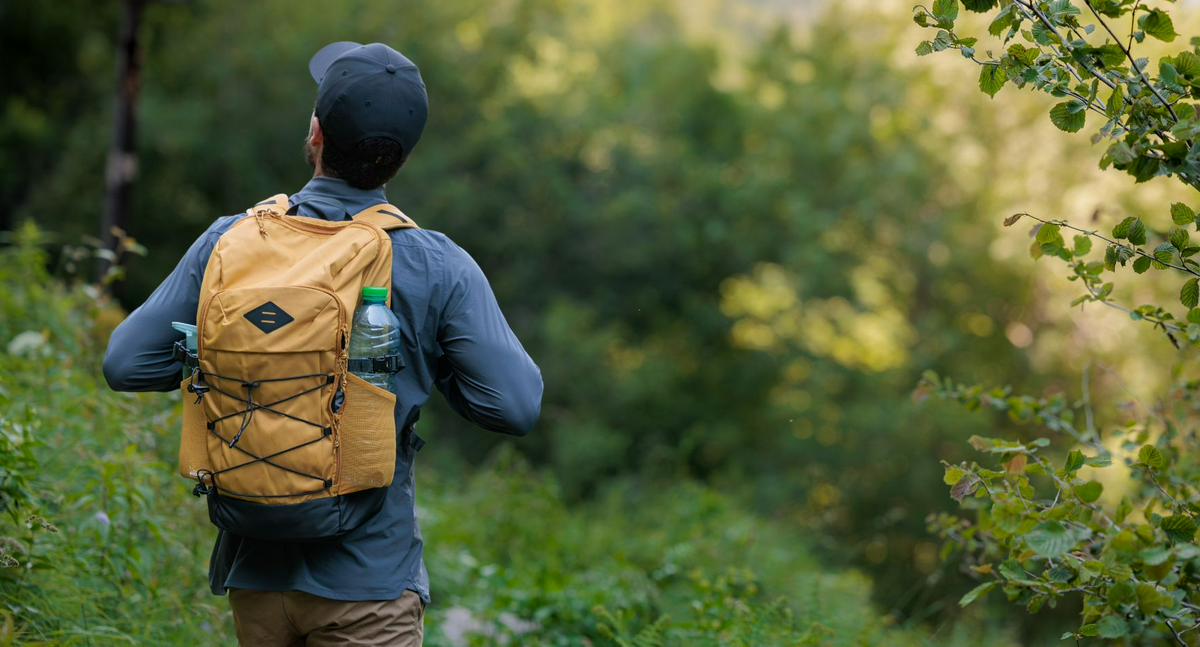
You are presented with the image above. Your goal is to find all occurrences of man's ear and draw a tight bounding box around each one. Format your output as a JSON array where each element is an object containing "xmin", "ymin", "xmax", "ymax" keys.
[{"xmin": 309, "ymin": 114, "xmax": 324, "ymax": 146}]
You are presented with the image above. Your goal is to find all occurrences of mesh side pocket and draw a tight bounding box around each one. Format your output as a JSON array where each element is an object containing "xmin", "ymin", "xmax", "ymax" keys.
[
  {"xmin": 338, "ymin": 373, "xmax": 397, "ymax": 494},
  {"xmin": 179, "ymin": 376, "xmax": 209, "ymax": 480}
]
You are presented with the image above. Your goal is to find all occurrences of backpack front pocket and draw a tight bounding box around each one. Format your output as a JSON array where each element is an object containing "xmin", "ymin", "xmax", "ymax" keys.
[{"xmin": 194, "ymin": 285, "xmax": 345, "ymax": 504}]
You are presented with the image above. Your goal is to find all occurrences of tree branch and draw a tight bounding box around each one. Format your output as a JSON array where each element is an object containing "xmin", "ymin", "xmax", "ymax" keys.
[
  {"xmin": 1012, "ymin": 212, "xmax": 1200, "ymax": 279},
  {"xmin": 1081, "ymin": 0, "xmax": 1179, "ymax": 123}
]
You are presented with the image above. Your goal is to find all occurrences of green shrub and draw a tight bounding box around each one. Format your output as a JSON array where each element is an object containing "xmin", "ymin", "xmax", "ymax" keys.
[{"xmin": 916, "ymin": 1, "xmax": 1200, "ymax": 642}]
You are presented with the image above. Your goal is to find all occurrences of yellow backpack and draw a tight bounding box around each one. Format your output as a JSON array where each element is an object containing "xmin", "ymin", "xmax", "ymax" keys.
[{"xmin": 176, "ymin": 194, "xmax": 417, "ymax": 541}]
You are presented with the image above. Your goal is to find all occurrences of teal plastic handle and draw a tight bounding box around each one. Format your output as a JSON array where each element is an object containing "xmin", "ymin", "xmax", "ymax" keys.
[{"xmin": 171, "ymin": 322, "xmax": 198, "ymax": 353}]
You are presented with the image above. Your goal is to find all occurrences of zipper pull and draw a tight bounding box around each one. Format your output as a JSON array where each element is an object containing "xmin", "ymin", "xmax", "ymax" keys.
[{"xmin": 253, "ymin": 208, "xmax": 271, "ymax": 238}]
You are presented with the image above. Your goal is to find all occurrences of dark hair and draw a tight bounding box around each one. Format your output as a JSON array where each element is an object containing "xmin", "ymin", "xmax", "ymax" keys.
[{"xmin": 321, "ymin": 136, "xmax": 407, "ymax": 189}]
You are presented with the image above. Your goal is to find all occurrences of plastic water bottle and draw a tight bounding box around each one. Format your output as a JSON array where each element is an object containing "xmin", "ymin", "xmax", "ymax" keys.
[{"xmin": 348, "ymin": 286, "xmax": 402, "ymax": 391}]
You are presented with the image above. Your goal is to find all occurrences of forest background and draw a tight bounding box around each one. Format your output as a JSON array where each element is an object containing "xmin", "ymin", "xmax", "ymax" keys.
[{"xmin": 3, "ymin": 0, "xmax": 1193, "ymax": 644}]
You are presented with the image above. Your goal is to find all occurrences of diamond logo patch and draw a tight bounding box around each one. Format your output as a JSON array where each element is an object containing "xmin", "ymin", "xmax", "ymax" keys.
[{"xmin": 243, "ymin": 301, "xmax": 294, "ymax": 334}]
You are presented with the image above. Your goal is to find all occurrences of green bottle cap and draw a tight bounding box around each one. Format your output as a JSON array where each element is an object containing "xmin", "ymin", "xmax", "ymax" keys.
[{"xmin": 362, "ymin": 286, "xmax": 389, "ymax": 303}]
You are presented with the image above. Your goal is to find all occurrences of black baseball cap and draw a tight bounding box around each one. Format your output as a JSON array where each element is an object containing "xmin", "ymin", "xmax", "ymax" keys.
[{"xmin": 308, "ymin": 41, "xmax": 428, "ymax": 156}]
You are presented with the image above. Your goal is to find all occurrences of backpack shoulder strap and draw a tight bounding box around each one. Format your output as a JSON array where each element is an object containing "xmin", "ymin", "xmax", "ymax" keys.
[
  {"xmin": 351, "ymin": 203, "xmax": 420, "ymax": 231},
  {"xmin": 247, "ymin": 193, "xmax": 289, "ymax": 216}
]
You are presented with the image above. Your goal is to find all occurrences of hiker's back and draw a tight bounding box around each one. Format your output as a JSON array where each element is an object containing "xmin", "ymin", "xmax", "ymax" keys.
[{"xmin": 177, "ymin": 195, "xmax": 418, "ymax": 541}]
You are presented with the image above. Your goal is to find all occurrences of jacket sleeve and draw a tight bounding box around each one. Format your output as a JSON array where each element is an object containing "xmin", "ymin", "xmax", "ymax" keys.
[
  {"xmin": 435, "ymin": 244, "xmax": 543, "ymax": 436},
  {"xmin": 102, "ymin": 223, "xmax": 223, "ymax": 392}
]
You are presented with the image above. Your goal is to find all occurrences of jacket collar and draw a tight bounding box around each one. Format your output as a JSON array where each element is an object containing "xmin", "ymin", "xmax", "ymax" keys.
[{"xmin": 288, "ymin": 176, "xmax": 388, "ymax": 221}]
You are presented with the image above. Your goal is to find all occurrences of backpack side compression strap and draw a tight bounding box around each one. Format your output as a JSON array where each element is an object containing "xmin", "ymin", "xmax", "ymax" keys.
[{"xmin": 351, "ymin": 203, "xmax": 419, "ymax": 231}]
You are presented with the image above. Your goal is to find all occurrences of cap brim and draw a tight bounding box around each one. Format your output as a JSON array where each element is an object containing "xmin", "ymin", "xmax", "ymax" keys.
[{"xmin": 309, "ymin": 41, "xmax": 361, "ymax": 83}]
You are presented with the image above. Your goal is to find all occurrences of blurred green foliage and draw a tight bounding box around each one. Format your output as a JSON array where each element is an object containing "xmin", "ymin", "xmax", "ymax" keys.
[{"xmin": 0, "ymin": 0, "xmax": 1141, "ymax": 641}]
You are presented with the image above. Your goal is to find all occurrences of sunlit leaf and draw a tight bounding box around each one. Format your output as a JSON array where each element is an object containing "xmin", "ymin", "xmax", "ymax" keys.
[
  {"xmin": 1140, "ymin": 9, "xmax": 1177, "ymax": 43},
  {"xmin": 1161, "ymin": 515, "xmax": 1196, "ymax": 543},
  {"xmin": 1050, "ymin": 100, "xmax": 1087, "ymax": 133},
  {"xmin": 1182, "ymin": 278, "xmax": 1199, "ymax": 309},
  {"xmin": 979, "ymin": 64, "xmax": 1007, "ymax": 97},
  {"xmin": 1074, "ymin": 481, "xmax": 1103, "ymax": 504},
  {"xmin": 1138, "ymin": 444, "xmax": 1167, "ymax": 470},
  {"xmin": 958, "ymin": 581, "xmax": 996, "ymax": 607}
]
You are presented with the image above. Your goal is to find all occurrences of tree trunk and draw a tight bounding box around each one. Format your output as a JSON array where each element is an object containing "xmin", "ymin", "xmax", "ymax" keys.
[{"xmin": 99, "ymin": 0, "xmax": 145, "ymax": 285}]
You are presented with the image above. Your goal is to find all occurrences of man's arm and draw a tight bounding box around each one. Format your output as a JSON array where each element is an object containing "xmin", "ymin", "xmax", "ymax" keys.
[
  {"xmin": 436, "ymin": 245, "xmax": 543, "ymax": 436},
  {"xmin": 103, "ymin": 222, "xmax": 225, "ymax": 392}
]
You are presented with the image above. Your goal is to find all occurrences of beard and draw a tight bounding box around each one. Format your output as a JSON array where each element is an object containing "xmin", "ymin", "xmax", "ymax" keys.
[{"xmin": 304, "ymin": 138, "xmax": 318, "ymax": 169}]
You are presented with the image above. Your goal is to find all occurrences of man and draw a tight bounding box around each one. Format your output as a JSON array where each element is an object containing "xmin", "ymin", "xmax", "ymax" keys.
[{"xmin": 102, "ymin": 42, "xmax": 543, "ymax": 646}]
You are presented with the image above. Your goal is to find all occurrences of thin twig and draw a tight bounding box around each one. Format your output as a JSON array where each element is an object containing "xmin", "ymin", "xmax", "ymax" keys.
[
  {"xmin": 1081, "ymin": 0, "xmax": 1179, "ymax": 122},
  {"xmin": 1166, "ymin": 619, "xmax": 1188, "ymax": 647},
  {"xmin": 1013, "ymin": 0, "xmax": 1119, "ymax": 93},
  {"xmin": 1127, "ymin": 0, "xmax": 1142, "ymax": 53},
  {"xmin": 1013, "ymin": 212, "xmax": 1200, "ymax": 278}
]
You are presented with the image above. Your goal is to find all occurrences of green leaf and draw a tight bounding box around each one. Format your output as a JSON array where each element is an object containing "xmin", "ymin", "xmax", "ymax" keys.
[
  {"xmin": 1140, "ymin": 546, "xmax": 1171, "ymax": 565},
  {"xmin": 1138, "ymin": 444, "xmax": 1167, "ymax": 470},
  {"xmin": 968, "ymin": 435, "xmax": 1027, "ymax": 453},
  {"xmin": 1050, "ymin": 100, "xmax": 1087, "ymax": 133},
  {"xmin": 1007, "ymin": 43, "xmax": 1039, "ymax": 66},
  {"xmin": 1161, "ymin": 515, "xmax": 1196, "ymax": 543},
  {"xmin": 1113, "ymin": 216, "xmax": 1136, "ymax": 239},
  {"xmin": 1073, "ymin": 235, "xmax": 1092, "ymax": 256},
  {"xmin": 1116, "ymin": 498, "xmax": 1133, "ymax": 524},
  {"xmin": 961, "ymin": 0, "xmax": 997, "ymax": 11},
  {"xmin": 1176, "ymin": 51, "xmax": 1200, "ymax": 78},
  {"xmin": 933, "ymin": 0, "xmax": 959, "ymax": 23},
  {"xmin": 1108, "ymin": 581, "xmax": 1135, "ymax": 607},
  {"xmin": 1045, "ymin": 0, "xmax": 1077, "ymax": 19},
  {"xmin": 1129, "ymin": 156, "xmax": 1161, "ymax": 183},
  {"xmin": 916, "ymin": 41, "xmax": 934, "ymax": 56},
  {"xmin": 1036, "ymin": 223, "xmax": 1062, "ymax": 244},
  {"xmin": 932, "ymin": 30, "xmax": 955, "ymax": 52},
  {"xmin": 1096, "ymin": 615, "xmax": 1129, "ymax": 639},
  {"xmin": 1105, "ymin": 86, "xmax": 1124, "ymax": 118},
  {"xmin": 1074, "ymin": 480, "xmax": 1103, "ymax": 503},
  {"xmin": 1139, "ymin": 9, "xmax": 1177, "ymax": 43},
  {"xmin": 1182, "ymin": 278, "xmax": 1199, "ymax": 308},
  {"xmin": 1029, "ymin": 239, "xmax": 1044, "ymax": 259},
  {"xmin": 1107, "ymin": 141, "xmax": 1136, "ymax": 166},
  {"xmin": 958, "ymin": 581, "xmax": 996, "ymax": 607},
  {"xmin": 1172, "ymin": 203, "xmax": 1196, "ymax": 225},
  {"xmin": 1104, "ymin": 244, "xmax": 1118, "ymax": 270},
  {"xmin": 988, "ymin": 8, "xmax": 1014, "ymax": 36},
  {"xmin": 943, "ymin": 465, "xmax": 967, "ymax": 485},
  {"xmin": 1137, "ymin": 583, "xmax": 1170, "ymax": 615},
  {"xmin": 978, "ymin": 64, "xmax": 1007, "ymax": 97},
  {"xmin": 1064, "ymin": 450, "xmax": 1085, "ymax": 472},
  {"xmin": 1170, "ymin": 227, "xmax": 1190, "ymax": 251},
  {"xmin": 1161, "ymin": 61, "xmax": 1181, "ymax": 87},
  {"xmin": 1154, "ymin": 242, "xmax": 1175, "ymax": 264},
  {"xmin": 1086, "ymin": 44, "xmax": 1125, "ymax": 68},
  {"xmin": 1128, "ymin": 218, "xmax": 1147, "ymax": 245},
  {"xmin": 1133, "ymin": 255, "xmax": 1152, "ymax": 273},
  {"xmin": 1026, "ymin": 521, "xmax": 1073, "ymax": 558}
]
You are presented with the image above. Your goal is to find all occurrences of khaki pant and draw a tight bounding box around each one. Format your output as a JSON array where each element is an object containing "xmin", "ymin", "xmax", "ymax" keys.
[{"xmin": 229, "ymin": 589, "xmax": 424, "ymax": 646}]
